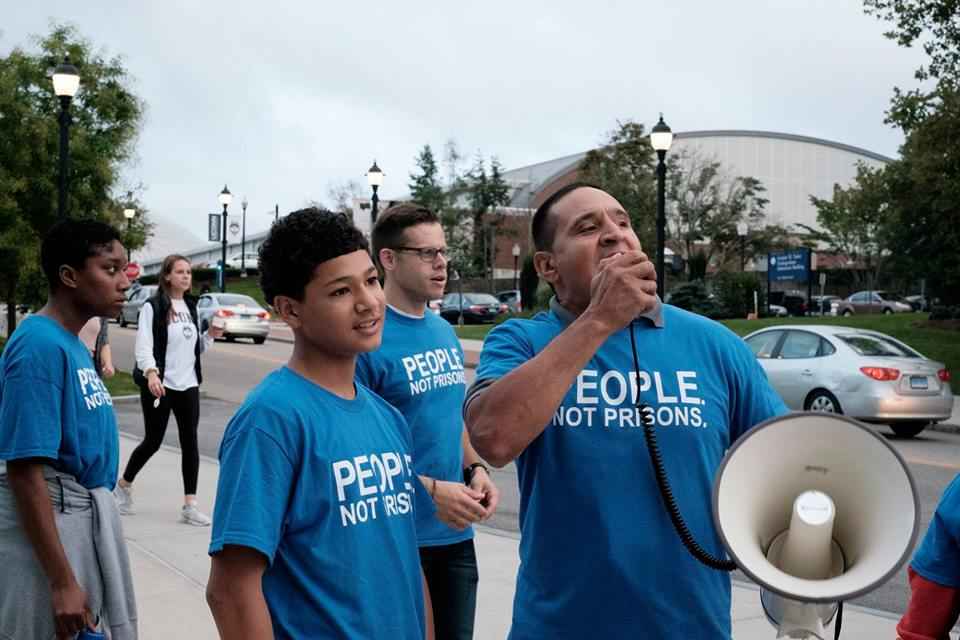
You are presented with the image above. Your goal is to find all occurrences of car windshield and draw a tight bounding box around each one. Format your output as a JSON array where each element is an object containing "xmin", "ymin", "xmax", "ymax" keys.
[
  {"xmin": 465, "ymin": 293, "xmax": 499, "ymax": 305},
  {"xmin": 214, "ymin": 294, "xmax": 259, "ymax": 307},
  {"xmin": 838, "ymin": 334, "xmax": 921, "ymax": 358}
]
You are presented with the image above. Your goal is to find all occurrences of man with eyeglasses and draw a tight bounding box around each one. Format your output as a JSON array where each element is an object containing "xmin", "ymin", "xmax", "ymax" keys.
[{"xmin": 357, "ymin": 203, "xmax": 499, "ymax": 640}]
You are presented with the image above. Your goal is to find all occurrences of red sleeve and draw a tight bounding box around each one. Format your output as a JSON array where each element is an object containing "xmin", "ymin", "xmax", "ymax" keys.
[{"xmin": 897, "ymin": 567, "xmax": 960, "ymax": 640}]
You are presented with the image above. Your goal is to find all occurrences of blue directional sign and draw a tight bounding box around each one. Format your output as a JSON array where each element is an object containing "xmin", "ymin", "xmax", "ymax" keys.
[{"xmin": 768, "ymin": 248, "xmax": 811, "ymax": 282}]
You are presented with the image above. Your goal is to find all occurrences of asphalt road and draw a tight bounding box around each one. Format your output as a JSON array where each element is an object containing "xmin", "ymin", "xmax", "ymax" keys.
[{"xmin": 107, "ymin": 322, "xmax": 960, "ymax": 617}]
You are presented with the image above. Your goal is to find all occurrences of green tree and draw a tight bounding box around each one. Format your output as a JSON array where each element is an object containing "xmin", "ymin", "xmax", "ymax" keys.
[
  {"xmin": 862, "ymin": 0, "xmax": 960, "ymax": 304},
  {"xmin": 808, "ymin": 163, "xmax": 894, "ymax": 291},
  {"xmin": 579, "ymin": 120, "xmax": 657, "ymax": 249},
  {"xmin": 885, "ymin": 89, "xmax": 960, "ymax": 304},
  {"xmin": 408, "ymin": 144, "xmax": 446, "ymax": 214},
  {"xmin": 864, "ymin": 0, "xmax": 960, "ymax": 131},
  {"xmin": 464, "ymin": 154, "xmax": 511, "ymax": 278},
  {"xmin": 666, "ymin": 150, "xmax": 769, "ymax": 274},
  {"xmin": 0, "ymin": 24, "xmax": 145, "ymax": 326}
]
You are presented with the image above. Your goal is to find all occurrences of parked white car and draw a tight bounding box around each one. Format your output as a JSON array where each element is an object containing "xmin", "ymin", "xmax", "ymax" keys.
[
  {"xmin": 225, "ymin": 253, "xmax": 260, "ymax": 270},
  {"xmin": 744, "ymin": 324, "xmax": 953, "ymax": 438}
]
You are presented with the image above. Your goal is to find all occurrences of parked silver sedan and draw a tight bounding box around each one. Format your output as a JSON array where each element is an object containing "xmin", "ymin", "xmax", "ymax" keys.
[
  {"xmin": 743, "ymin": 325, "xmax": 953, "ymax": 437},
  {"xmin": 196, "ymin": 293, "xmax": 271, "ymax": 344}
]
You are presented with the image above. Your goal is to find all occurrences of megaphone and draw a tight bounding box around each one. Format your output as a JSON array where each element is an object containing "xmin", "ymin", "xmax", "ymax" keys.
[{"xmin": 712, "ymin": 413, "xmax": 919, "ymax": 639}]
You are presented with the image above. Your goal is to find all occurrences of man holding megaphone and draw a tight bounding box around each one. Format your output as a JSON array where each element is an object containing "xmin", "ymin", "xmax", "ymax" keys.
[{"xmin": 465, "ymin": 183, "xmax": 787, "ymax": 639}]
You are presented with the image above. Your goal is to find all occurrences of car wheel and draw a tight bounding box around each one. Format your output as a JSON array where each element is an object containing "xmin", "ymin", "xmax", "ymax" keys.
[
  {"xmin": 225, "ymin": 335, "xmax": 236, "ymax": 342},
  {"xmin": 804, "ymin": 389, "xmax": 843, "ymax": 414},
  {"xmin": 883, "ymin": 308, "xmax": 893, "ymax": 315},
  {"xmin": 890, "ymin": 422, "xmax": 927, "ymax": 438},
  {"xmin": 253, "ymin": 336, "xmax": 266, "ymax": 344},
  {"xmin": 842, "ymin": 310, "xmax": 853, "ymax": 317}
]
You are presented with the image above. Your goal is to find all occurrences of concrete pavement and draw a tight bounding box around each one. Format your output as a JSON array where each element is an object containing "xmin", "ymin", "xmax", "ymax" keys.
[{"xmin": 115, "ymin": 427, "xmax": 934, "ymax": 639}]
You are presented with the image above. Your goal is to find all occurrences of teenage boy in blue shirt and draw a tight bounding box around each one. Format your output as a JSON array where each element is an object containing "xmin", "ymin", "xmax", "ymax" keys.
[
  {"xmin": 206, "ymin": 209, "xmax": 433, "ymax": 639},
  {"xmin": 357, "ymin": 204, "xmax": 499, "ymax": 640},
  {"xmin": 0, "ymin": 219, "xmax": 135, "ymax": 640},
  {"xmin": 465, "ymin": 183, "xmax": 787, "ymax": 639}
]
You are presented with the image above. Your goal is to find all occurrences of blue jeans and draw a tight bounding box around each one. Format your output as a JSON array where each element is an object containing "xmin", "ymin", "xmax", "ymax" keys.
[{"xmin": 420, "ymin": 539, "xmax": 479, "ymax": 640}]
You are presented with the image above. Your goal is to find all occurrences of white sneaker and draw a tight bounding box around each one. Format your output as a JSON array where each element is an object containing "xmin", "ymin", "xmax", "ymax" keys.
[
  {"xmin": 180, "ymin": 504, "xmax": 211, "ymax": 527},
  {"xmin": 113, "ymin": 484, "xmax": 135, "ymax": 515}
]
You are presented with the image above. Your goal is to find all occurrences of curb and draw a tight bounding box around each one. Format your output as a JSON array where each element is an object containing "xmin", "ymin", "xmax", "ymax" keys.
[{"xmin": 930, "ymin": 421, "xmax": 960, "ymax": 436}]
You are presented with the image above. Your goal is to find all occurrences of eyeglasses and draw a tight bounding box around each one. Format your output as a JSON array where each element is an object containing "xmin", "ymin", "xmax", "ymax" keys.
[{"xmin": 392, "ymin": 246, "xmax": 448, "ymax": 262}]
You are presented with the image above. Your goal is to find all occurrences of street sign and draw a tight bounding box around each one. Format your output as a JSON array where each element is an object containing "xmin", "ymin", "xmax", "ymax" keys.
[
  {"xmin": 208, "ymin": 213, "xmax": 222, "ymax": 242},
  {"xmin": 124, "ymin": 262, "xmax": 141, "ymax": 281},
  {"xmin": 768, "ymin": 248, "xmax": 811, "ymax": 283},
  {"xmin": 229, "ymin": 221, "xmax": 240, "ymax": 236}
]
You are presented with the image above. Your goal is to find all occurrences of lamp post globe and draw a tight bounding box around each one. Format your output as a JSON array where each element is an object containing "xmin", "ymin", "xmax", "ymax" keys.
[
  {"xmin": 52, "ymin": 57, "xmax": 80, "ymax": 220},
  {"xmin": 649, "ymin": 114, "xmax": 673, "ymax": 299},
  {"xmin": 218, "ymin": 185, "xmax": 232, "ymax": 292},
  {"xmin": 367, "ymin": 161, "xmax": 384, "ymax": 226}
]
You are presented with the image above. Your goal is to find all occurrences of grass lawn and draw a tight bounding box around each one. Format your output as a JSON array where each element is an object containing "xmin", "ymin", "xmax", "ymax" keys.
[
  {"xmin": 105, "ymin": 370, "xmax": 140, "ymax": 397},
  {"xmin": 453, "ymin": 325, "xmax": 496, "ymax": 341},
  {"xmin": 454, "ymin": 312, "xmax": 960, "ymax": 375},
  {"xmin": 222, "ymin": 275, "xmax": 268, "ymax": 309}
]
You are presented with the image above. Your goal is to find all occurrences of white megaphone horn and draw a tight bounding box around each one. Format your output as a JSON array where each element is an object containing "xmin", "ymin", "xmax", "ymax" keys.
[{"xmin": 712, "ymin": 413, "xmax": 920, "ymax": 639}]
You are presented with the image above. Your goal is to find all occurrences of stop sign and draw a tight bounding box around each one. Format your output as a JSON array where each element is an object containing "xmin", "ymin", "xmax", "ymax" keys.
[{"xmin": 125, "ymin": 262, "xmax": 141, "ymax": 281}]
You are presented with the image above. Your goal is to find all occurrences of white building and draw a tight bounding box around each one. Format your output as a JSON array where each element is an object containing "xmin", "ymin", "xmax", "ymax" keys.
[{"xmin": 500, "ymin": 130, "xmax": 893, "ymax": 232}]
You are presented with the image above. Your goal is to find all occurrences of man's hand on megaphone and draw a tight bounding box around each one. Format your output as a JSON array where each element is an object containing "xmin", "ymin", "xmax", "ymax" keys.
[{"xmin": 586, "ymin": 250, "xmax": 658, "ymax": 334}]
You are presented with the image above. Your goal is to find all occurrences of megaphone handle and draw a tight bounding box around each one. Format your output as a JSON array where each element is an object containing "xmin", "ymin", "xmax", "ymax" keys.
[
  {"xmin": 629, "ymin": 323, "xmax": 737, "ymax": 572},
  {"xmin": 833, "ymin": 601, "xmax": 843, "ymax": 640}
]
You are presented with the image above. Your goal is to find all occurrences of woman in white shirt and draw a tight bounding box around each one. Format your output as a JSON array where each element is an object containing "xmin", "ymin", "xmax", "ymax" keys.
[{"xmin": 113, "ymin": 254, "xmax": 222, "ymax": 525}]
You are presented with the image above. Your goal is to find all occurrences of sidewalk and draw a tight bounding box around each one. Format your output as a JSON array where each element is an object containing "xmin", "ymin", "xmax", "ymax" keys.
[{"xmin": 116, "ymin": 433, "xmax": 927, "ymax": 639}]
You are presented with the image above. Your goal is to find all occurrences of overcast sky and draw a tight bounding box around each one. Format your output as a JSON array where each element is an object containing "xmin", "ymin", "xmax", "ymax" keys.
[{"xmin": 5, "ymin": 1, "xmax": 924, "ymax": 242}]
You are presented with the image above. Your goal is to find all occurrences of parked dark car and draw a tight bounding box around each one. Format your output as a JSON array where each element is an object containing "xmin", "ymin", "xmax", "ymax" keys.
[
  {"xmin": 811, "ymin": 295, "xmax": 841, "ymax": 315},
  {"xmin": 782, "ymin": 294, "xmax": 809, "ymax": 317},
  {"xmin": 768, "ymin": 292, "xmax": 808, "ymax": 317},
  {"xmin": 440, "ymin": 292, "xmax": 508, "ymax": 324},
  {"xmin": 495, "ymin": 289, "xmax": 522, "ymax": 313},
  {"xmin": 904, "ymin": 295, "xmax": 933, "ymax": 312}
]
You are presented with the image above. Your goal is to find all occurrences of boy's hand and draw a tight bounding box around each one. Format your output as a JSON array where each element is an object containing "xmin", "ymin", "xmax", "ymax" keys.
[{"xmin": 51, "ymin": 578, "xmax": 94, "ymax": 640}]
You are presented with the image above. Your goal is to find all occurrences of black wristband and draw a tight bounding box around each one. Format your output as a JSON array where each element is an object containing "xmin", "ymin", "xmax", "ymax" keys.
[{"xmin": 463, "ymin": 462, "xmax": 489, "ymax": 484}]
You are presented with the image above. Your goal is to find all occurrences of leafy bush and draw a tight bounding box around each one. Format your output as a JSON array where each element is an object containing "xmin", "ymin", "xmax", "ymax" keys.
[
  {"xmin": 712, "ymin": 272, "xmax": 764, "ymax": 319},
  {"xmin": 667, "ymin": 280, "xmax": 724, "ymax": 319},
  {"xmin": 930, "ymin": 305, "xmax": 960, "ymax": 320}
]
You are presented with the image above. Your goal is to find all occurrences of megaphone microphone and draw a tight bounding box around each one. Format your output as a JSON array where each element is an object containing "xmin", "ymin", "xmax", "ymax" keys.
[{"xmin": 713, "ymin": 413, "xmax": 920, "ymax": 639}]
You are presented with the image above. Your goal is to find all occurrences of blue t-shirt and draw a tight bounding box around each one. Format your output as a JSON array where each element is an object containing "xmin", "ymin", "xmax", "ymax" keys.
[
  {"xmin": 912, "ymin": 473, "xmax": 960, "ymax": 588},
  {"xmin": 474, "ymin": 303, "xmax": 787, "ymax": 639},
  {"xmin": 209, "ymin": 367, "xmax": 428, "ymax": 640},
  {"xmin": 356, "ymin": 306, "xmax": 472, "ymax": 547},
  {"xmin": 0, "ymin": 315, "xmax": 118, "ymax": 490}
]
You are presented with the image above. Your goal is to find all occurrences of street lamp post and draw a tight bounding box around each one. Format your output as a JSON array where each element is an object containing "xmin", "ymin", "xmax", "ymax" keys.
[
  {"xmin": 367, "ymin": 161, "xmax": 384, "ymax": 226},
  {"xmin": 218, "ymin": 185, "xmax": 232, "ymax": 292},
  {"xmin": 52, "ymin": 58, "xmax": 80, "ymax": 220},
  {"xmin": 650, "ymin": 114, "xmax": 673, "ymax": 300},
  {"xmin": 512, "ymin": 243, "xmax": 521, "ymax": 291},
  {"xmin": 124, "ymin": 200, "xmax": 136, "ymax": 261},
  {"xmin": 241, "ymin": 196, "xmax": 248, "ymax": 278},
  {"xmin": 737, "ymin": 221, "xmax": 749, "ymax": 272}
]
